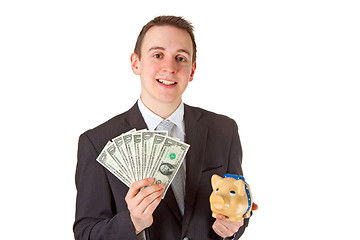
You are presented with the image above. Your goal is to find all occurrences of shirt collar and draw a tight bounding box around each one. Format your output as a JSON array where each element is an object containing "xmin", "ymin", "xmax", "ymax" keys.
[
  {"xmin": 168, "ymin": 101, "xmax": 185, "ymax": 135},
  {"xmin": 137, "ymin": 98, "xmax": 185, "ymax": 135},
  {"xmin": 137, "ymin": 99, "xmax": 162, "ymax": 131}
]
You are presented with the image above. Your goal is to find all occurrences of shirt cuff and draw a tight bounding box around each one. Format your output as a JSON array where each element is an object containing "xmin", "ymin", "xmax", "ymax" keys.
[{"xmin": 136, "ymin": 230, "xmax": 146, "ymax": 240}]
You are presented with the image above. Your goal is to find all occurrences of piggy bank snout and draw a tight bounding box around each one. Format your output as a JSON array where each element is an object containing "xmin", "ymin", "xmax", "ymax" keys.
[{"xmin": 210, "ymin": 195, "xmax": 229, "ymax": 209}]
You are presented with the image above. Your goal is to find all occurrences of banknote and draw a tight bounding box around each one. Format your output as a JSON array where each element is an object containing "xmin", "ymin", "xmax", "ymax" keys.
[
  {"xmin": 123, "ymin": 133, "xmax": 138, "ymax": 181},
  {"xmin": 96, "ymin": 129, "xmax": 189, "ymax": 198},
  {"xmin": 132, "ymin": 132, "xmax": 142, "ymax": 180},
  {"xmin": 141, "ymin": 131, "xmax": 154, "ymax": 179},
  {"xmin": 105, "ymin": 142, "xmax": 132, "ymax": 183},
  {"xmin": 140, "ymin": 131, "xmax": 168, "ymax": 178},
  {"xmin": 113, "ymin": 135, "xmax": 135, "ymax": 182},
  {"xmin": 146, "ymin": 134, "xmax": 166, "ymax": 178},
  {"xmin": 96, "ymin": 142, "xmax": 132, "ymax": 187},
  {"xmin": 151, "ymin": 137, "xmax": 190, "ymax": 198}
]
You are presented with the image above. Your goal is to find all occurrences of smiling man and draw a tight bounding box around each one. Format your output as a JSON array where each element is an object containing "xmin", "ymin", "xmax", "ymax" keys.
[
  {"xmin": 131, "ymin": 23, "xmax": 196, "ymax": 118},
  {"xmin": 74, "ymin": 16, "xmax": 251, "ymax": 240}
]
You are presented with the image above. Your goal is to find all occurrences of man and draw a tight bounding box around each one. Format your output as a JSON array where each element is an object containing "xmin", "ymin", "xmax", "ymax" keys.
[{"xmin": 74, "ymin": 16, "xmax": 253, "ymax": 240}]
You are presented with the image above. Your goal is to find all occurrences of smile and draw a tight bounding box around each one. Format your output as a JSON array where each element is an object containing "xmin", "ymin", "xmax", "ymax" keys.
[{"xmin": 157, "ymin": 79, "xmax": 177, "ymax": 86}]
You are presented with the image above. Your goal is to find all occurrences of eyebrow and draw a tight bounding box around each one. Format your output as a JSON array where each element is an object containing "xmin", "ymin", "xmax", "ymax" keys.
[
  {"xmin": 148, "ymin": 46, "xmax": 191, "ymax": 57},
  {"xmin": 148, "ymin": 46, "xmax": 165, "ymax": 52}
]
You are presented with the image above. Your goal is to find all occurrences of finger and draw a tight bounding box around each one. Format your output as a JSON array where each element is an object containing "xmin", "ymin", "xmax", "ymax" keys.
[
  {"xmin": 252, "ymin": 202, "xmax": 259, "ymax": 211},
  {"xmin": 214, "ymin": 216, "xmax": 232, "ymax": 234},
  {"xmin": 126, "ymin": 178, "xmax": 154, "ymax": 199},
  {"xmin": 213, "ymin": 219, "xmax": 233, "ymax": 238},
  {"xmin": 230, "ymin": 218, "xmax": 244, "ymax": 231},
  {"xmin": 142, "ymin": 194, "xmax": 162, "ymax": 215},
  {"xmin": 216, "ymin": 214, "xmax": 229, "ymax": 221},
  {"xmin": 212, "ymin": 221, "xmax": 226, "ymax": 238},
  {"xmin": 137, "ymin": 186, "xmax": 164, "ymax": 214},
  {"xmin": 213, "ymin": 227, "xmax": 226, "ymax": 238},
  {"xmin": 215, "ymin": 214, "xmax": 234, "ymax": 225},
  {"xmin": 216, "ymin": 215, "xmax": 243, "ymax": 233},
  {"xmin": 133, "ymin": 182, "xmax": 164, "ymax": 203},
  {"xmin": 128, "ymin": 182, "xmax": 164, "ymax": 214}
]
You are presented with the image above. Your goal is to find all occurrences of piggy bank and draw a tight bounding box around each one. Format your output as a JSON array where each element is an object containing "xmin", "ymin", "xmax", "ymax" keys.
[{"xmin": 209, "ymin": 174, "xmax": 253, "ymax": 222}]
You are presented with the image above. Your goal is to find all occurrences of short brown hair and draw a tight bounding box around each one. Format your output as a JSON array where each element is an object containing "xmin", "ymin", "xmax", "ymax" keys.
[{"xmin": 134, "ymin": 15, "xmax": 197, "ymax": 62}]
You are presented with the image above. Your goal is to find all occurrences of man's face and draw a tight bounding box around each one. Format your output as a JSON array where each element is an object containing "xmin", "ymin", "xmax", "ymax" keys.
[{"xmin": 131, "ymin": 25, "xmax": 196, "ymax": 108}]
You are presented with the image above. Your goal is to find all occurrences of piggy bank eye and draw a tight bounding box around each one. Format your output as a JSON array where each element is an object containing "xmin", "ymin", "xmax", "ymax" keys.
[
  {"xmin": 229, "ymin": 190, "xmax": 236, "ymax": 196},
  {"xmin": 215, "ymin": 188, "xmax": 219, "ymax": 193}
]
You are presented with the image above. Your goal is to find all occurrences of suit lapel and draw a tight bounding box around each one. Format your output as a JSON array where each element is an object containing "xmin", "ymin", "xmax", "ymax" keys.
[
  {"xmin": 163, "ymin": 185, "xmax": 182, "ymax": 222},
  {"xmin": 182, "ymin": 105, "xmax": 208, "ymax": 233},
  {"xmin": 124, "ymin": 102, "xmax": 148, "ymax": 130}
]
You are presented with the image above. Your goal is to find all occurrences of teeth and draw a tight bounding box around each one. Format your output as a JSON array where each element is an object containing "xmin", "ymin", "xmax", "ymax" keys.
[{"xmin": 158, "ymin": 79, "xmax": 176, "ymax": 85}]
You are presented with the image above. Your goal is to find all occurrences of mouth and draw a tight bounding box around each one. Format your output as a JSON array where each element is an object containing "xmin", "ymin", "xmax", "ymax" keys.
[
  {"xmin": 156, "ymin": 79, "xmax": 177, "ymax": 86},
  {"xmin": 212, "ymin": 203, "xmax": 223, "ymax": 209}
]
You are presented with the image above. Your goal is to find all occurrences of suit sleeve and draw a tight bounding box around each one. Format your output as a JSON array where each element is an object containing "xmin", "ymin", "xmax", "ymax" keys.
[
  {"xmin": 73, "ymin": 133, "xmax": 137, "ymax": 240},
  {"xmin": 227, "ymin": 120, "xmax": 250, "ymax": 240}
]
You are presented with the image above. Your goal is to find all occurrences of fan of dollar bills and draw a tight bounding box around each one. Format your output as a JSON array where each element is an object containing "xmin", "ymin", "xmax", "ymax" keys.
[{"xmin": 96, "ymin": 129, "xmax": 190, "ymax": 198}]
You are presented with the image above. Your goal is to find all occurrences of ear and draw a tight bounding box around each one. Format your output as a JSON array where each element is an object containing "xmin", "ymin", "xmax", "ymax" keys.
[
  {"xmin": 211, "ymin": 174, "xmax": 223, "ymax": 189},
  {"xmin": 234, "ymin": 179, "xmax": 245, "ymax": 196},
  {"xmin": 130, "ymin": 52, "xmax": 140, "ymax": 75},
  {"xmin": 189, "ymin": 61, "xmax": 196, "ymax": 82}
]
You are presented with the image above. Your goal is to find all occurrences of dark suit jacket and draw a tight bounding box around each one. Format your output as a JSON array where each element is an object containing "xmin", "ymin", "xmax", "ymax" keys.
[{"xmin": 74, "ymin": 103, "xmax": 249, "ymax": 240}]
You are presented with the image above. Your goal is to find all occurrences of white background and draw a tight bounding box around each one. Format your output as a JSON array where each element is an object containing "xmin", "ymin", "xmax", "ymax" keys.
[{"xmin": 1, "ymin": 0, "xmax": 359, "ymax": 239}]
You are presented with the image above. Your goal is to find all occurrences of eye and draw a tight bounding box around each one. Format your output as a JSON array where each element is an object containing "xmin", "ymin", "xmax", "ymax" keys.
[
  {"xmin": 215, "ymin": 188, "xmax": 219, "ymax": 193},
  {"xmin": 153, "ymin": 53, "xmax": 163, "ymax": 59},
  {"xmin": 176, "ymin": 56, "xmax": 186, "ymax": 62},
  {"xmin": 229, "ymin": 190, "xmax": 236, "ymax": 197}
]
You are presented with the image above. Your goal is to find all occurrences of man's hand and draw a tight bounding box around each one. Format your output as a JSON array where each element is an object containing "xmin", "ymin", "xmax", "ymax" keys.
[
  {"xmin": 125, "ymin": 178, "xmax": 164, "ymax": 234},
  {"xmin": 212, "ymin": 214, "xmax": 243, "ymax": 238},
  {"xmin": 212, "ymin": 203, "xmax": 258, "ymax": 238}
]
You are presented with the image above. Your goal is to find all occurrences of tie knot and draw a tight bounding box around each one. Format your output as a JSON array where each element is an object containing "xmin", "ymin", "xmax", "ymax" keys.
[{"xmin": 156, "ymin": 119, "xmax": 175, "ymax": 132}]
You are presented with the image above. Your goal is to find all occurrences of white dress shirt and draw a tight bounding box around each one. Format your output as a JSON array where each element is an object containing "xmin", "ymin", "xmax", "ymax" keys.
[
  {"xmin": 137, "ymin": 98, "xmax": 185, "ymax": 142},
  {"xmin": 136, "ymin": 98, "xmax": 186, "ymax": 240}
]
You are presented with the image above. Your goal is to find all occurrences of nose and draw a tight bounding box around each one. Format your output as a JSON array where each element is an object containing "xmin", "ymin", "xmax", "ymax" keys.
[
  {"xmin": 161, "ymin": 58, "xmax": 177, "ymax": 74},
  {"xmin": 211, "ymin": 195, "xmax": 225, "ymax": 209}
]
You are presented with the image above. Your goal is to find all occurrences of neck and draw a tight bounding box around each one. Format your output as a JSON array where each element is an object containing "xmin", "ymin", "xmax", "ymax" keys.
[{"xmin": 140, "ymin": 96, "xmax": 181, "ymax": 119}]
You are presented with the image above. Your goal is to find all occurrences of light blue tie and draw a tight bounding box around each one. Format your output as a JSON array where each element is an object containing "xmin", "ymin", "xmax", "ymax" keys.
[{"xmin": 156, "ymin": 120, "xmax": 185, "ymax": 215}]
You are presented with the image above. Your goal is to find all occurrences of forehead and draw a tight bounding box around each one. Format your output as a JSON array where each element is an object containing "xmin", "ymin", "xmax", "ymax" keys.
[{"xmin": 141, "ymin": 25, "xmax": 193, "ymax": 55}]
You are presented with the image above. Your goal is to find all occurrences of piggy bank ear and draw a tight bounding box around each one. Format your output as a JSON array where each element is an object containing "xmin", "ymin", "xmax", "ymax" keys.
[
  {"xmin": 211, "ymin": 174, "xmax": 223, "ymax": 189},
  {"xmin": 234, "ymin": 179, "xmax": 245, "ymax": 196}
]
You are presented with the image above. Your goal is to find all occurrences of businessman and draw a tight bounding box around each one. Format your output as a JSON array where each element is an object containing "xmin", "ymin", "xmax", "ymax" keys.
[{"xmin": 74, "ymin": 15, "xmax": 254, "ymax": 240}]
